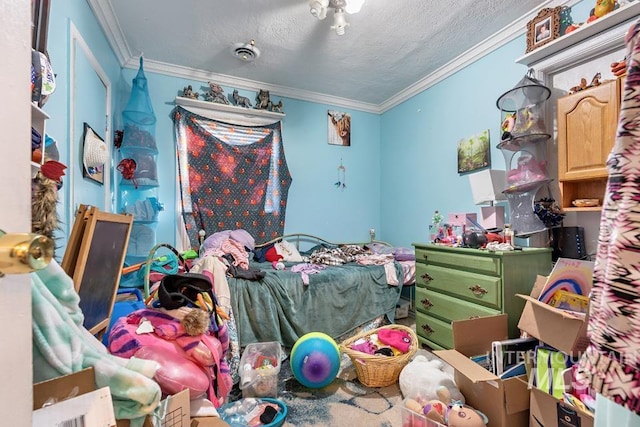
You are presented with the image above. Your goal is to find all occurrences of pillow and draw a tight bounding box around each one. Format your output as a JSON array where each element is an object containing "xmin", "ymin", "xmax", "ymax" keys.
[
  {"xmin": 274, "ymin": 240, "xmax": 303, "ymax": 262},
  {"xmin": 229, "ymin": 228, "xmax": 255, "ymax": 251}
]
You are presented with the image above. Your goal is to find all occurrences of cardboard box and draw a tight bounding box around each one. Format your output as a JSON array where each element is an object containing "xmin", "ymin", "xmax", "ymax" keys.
[
  {"xmin": 517, "ymin": 275, "xmax": 589, "ymax": 356},
  {"xmin": 33, "ymin": 368, "xmax": 117, "ymax": 427},
  {"xmin": 528, "ymin": 384, "xmax": 594, "ymax": 427},
  {"xmin": 447, "ymin": 212, "xmax": 477, "ymax": 227},
  {"xmin": 434, "ymin": 314, "xmax": 530, "ymax": 427},
  {"xmin": 116, "ymin": 389, "xmax": 190, "ymax": 427}
]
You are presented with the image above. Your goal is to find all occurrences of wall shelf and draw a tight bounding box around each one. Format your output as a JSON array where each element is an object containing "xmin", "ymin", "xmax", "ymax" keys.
[
  {"xmin": 175, "ymin": 96, "xmax": 285, "ymax": 120},
  {"xmin": 516, "ymin": 2, "xmax": 640, "ymax": 66}
]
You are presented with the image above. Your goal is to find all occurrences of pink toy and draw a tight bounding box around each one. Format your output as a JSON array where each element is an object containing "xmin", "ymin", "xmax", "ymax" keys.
[{"xmin": 135, "ymin": 345, "xmax": 209, "ymax": 399}]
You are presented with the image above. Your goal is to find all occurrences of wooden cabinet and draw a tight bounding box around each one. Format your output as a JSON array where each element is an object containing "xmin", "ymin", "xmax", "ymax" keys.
[
  {"xmin": 557, "ymin": 78, "xmax": 623, "ymax": 210},
  {"xmin": 412, "ymin": 244, "xmax": 552, "ymax": 350}
]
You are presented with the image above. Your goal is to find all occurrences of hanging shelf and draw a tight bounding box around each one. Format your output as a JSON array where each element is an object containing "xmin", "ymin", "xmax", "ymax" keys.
[
  {"xmin": 516, "ymin": 2, "xmax": 640, "ymax": 66},
  {"xmin": 175, "ymin": 96, "xmax": 285, "ymax": 120}
]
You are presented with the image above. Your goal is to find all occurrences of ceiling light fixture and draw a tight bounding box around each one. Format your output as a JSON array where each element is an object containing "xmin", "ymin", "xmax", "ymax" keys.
[
  {"xmin": 309, "ymin": 0, "xmax": 365, "ymax": 36},
  {"xmin": 230, "ymin": 39, "xmax": 260, "ymax": 62}
]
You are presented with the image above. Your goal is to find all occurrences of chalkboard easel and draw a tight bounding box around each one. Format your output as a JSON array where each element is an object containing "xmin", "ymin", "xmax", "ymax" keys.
[{"xmin": 62, "ymin": 205, "xmax": 133, "ymax": 336}]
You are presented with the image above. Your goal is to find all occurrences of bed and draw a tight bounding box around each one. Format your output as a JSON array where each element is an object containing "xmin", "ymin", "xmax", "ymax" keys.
[{"xmin": 188, "ymin": 232, "xmax": 415, "ymax": 379}]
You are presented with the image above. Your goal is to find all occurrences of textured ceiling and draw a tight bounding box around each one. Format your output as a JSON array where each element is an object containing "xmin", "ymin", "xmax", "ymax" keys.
[{"xmin": 103, "ymin": 0, "xmax": 559, "ymax": 108}]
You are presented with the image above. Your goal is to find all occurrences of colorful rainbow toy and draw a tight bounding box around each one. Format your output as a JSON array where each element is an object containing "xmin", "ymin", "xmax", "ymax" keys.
[{"xmin": 290, "ymin": 332, "xmax": 341, "ymax": 389}]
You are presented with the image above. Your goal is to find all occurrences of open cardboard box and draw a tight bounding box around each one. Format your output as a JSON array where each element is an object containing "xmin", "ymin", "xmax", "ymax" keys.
[
  {"xmin": 33, "ymin": 366, "xmax": 227, "ymax": 427},
  {"xmin": 527, "ymin": 381, "xmax": 594, "ymax": 427},
  {"xmin": 517, "ymin": 275, "xmax": 589, "ymax": 356},
  {"xmin": 33, "ymin": 367, "xmax": 117, "ymax": 427},
  {"xmin": 434, "ymin": 314, "xmax": 530, "ymax": 427}
]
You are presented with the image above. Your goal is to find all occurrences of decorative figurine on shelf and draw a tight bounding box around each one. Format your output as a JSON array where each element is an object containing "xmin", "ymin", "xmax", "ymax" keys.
[
  {"xmin": 231, "ymin": 89, "xmax": 252, "ymax": 108},
  {"xmin": 593, "ymin": 0, "xmax": 617, "ymax": 18},
  {"xmin": 271, "ymin": 99, "xmax": 284, "ymax": 113},
  {"xmin": 569, "ymin": 72, "xmax": 602, "ymax": 94},
  {"xmin": 611, "ymin": 57, "xmax": 627, "ymax": 76},
  {"xmin": 182, "ymin": 85, "xmax": 199, "ymax": 99},
  {"xmin": 559, "ymin": 6, "xmax": 574, "ymax": 35},
  {"xmin": 204, "ymin": 82, "xmax": 229, "ymax": 105},
  {"xmin": 255, "ymin": 89, "xmax": 272, "ymax": 110}
]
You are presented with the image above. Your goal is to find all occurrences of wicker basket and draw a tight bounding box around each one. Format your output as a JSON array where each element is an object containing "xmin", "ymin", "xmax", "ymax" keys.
[{"xmin": 340, "ymin": 324, "xmax": 418, "ymax": 388}]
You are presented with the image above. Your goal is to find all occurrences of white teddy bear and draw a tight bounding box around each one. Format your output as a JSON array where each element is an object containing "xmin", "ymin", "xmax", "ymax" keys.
[{"xmin": 399, "ymin": 355, "xmax": 465, "ymax": 403}]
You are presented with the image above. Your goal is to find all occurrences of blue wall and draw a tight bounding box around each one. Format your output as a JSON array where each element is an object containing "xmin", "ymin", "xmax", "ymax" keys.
[
  {"xmin": 117, "ymin": 71, "xmax": 382, "ymax": 247},
  {"xmin": 46, "ymin": 1, "xmax": 601, "ymax": 251},
  {"xmin": 379, "ymin": 37, "xmax": 528, "ymax": 248},
  {"xmin": 45, "ymin": 0, "xmax": 121, "ymax": 250}
]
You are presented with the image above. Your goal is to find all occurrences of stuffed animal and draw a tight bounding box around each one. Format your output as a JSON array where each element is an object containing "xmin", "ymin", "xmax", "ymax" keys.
[
  {"xmin": 403, "ymin": 386, "xmax": 487, "ymax": 427},
  {"xmin": 399, "ymin": 355, "xmax": 465, "ymax": 403}
]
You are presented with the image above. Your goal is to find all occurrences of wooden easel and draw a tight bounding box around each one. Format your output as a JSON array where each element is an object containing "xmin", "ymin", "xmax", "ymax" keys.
[{"xmin": 61, "ymin": 205, "xmax": 133, "ymax": 336}]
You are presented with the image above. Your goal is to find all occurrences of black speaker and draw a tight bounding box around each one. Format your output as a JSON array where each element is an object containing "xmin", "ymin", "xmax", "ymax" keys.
[{"xmin": 552, "ymin": 226, "xmax": 586, "ymax": 261}]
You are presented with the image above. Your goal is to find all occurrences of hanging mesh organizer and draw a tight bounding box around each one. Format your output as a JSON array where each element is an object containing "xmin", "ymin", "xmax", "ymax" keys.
[
  {"xmin": 120, "ymin": 57, "xmax": 158, "ymax": 187},
  {"xmin": 497, "ymin": 69, "xmax": 551, "ymax": 148}
]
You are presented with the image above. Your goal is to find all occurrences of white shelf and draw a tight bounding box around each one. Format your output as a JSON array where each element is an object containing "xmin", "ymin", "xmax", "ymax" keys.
[
  {"xmin": 516, "ymin": 2, "xmax": 640, "ymax": 66},
  {"xmin": 175, "ymin": 96, "xmax": 285, "ymax": 120},
  {"xmin": 31, "ymin": 102, "xmax": 50, "ymax": 121}
]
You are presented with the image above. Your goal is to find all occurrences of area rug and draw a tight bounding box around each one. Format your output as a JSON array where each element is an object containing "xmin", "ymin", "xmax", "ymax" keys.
[
  {"xmin": 278, "ymin": 352, "xmax": 406, "ymax": 427},
  {"xmin": 227, "ymin": 348, "xmax": 439, "ymax": 427}
]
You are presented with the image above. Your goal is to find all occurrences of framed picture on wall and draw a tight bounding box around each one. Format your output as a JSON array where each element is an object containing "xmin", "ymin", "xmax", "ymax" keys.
[
  {"xmin": 526, "ymin": 7, "xmax": 561, "ymax": 53},
  {"xmin": 82, "ymin": 123, "xmax": 108, "ymax": 185},
  {"xmin": 457, "ymin": 129, "xmax": 491, "ymax": 174},
  {"xmin": 328, "ymin": 110, "xmax": 351, "ymax": 146}
]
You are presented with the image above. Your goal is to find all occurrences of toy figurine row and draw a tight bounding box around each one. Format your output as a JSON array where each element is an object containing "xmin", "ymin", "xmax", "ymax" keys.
[{"xmin": 181, "ymin": 83, "xmax": 284, "ymax": 113}]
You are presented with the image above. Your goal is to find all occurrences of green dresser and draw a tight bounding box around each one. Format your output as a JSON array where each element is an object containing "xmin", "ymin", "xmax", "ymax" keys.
[{"xmin": 412, "ymin": 243, "xmax": 552, "ymax": 350}]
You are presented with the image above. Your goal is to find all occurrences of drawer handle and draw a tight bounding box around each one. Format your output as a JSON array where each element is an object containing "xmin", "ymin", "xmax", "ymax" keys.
[
  {"xmin": 468, "ymin": 315, "xmax": 480, "ymax": 320},
  {"xmin": 420, "ymin": 273, "xmax": 433, "ymax": 282},
  {"xmin": 422, "ymin": 253, "xmax": 428, "ymax": 260},
  {"xmin": 422, "ymin": 324, "xmax": 434, "ymax": 335},
  {"xmin": 420, "ymin": 298, "xmax": 433, "ymax": 309},
  {"xmin": 469, "ymin": 284, "xmax": 488, "ymax": 297}
]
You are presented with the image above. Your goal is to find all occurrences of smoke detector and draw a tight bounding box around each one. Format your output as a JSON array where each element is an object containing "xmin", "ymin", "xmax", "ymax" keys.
[{"xmin": 231, "ymin": 39, "xmax": 260, "ymax": 62}]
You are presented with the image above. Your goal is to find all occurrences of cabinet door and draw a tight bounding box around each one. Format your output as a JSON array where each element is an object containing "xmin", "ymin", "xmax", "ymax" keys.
[{"xmin": 557, "ymin": 80, "xmax": 619, "ymax": 181}]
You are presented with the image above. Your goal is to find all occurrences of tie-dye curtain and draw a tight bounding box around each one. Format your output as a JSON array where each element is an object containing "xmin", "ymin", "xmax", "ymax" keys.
[{"xmin": 172, "ymin": 106, "xmax": 292, "ymax": 248}]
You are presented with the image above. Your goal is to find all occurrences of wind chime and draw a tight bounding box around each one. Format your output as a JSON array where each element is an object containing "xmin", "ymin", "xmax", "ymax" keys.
[{"xmin": 334, "ymin": 159, "xmax": 346, "ymax": 190}]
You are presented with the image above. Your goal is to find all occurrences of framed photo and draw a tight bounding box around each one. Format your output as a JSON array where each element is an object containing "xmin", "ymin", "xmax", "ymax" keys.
[
  {"xmin": 82, "ymin": 123, "xmax": 108, "ymax": 185},
  {"xmin": 457, "ymin": 129, "xmax": 490, "ymax": 174},
  {"xmin": 526, "ymin": 7, "xmax": 561, "ymax": 53},
  {"xmin": 328, "ymin": 110, "xmax": 351, "ymax": 146}
]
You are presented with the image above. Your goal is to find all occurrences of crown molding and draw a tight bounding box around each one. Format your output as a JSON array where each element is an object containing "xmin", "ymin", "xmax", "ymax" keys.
[
  {"xmin": 86, "ymin": 0, "xmax": 131, "ymax": 65},
  {"xmin": 123, "ymin": 56, "xmax": 381, "ymax": 114},
  {"xmin": 92, "ymin": 0, "xmax": 580, "ymax": 115},
  {"xmin": 378, "ymin": 0, "xmax": 580, "ymax": 112}
]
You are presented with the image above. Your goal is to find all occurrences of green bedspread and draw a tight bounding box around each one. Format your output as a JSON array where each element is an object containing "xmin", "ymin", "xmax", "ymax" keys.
[{"xmin": 228, "ymin": 261, "xmax": 404, "ymax": 349}]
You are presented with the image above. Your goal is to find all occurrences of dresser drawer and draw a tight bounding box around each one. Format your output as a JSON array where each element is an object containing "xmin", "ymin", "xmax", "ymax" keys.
[
  {"xmin": 416, "ymin": 263, "xmax": 501, "ymax": 309},
  {"xmin": 415, "ymin": 312, "xmax": 453, "ymax": 349},
  {"xmin": 418, "ymin": 335, "xmax": 445, "ymax": 351},
  {"xmin": 415, "ymin": 287, "xmax": 501, "ymax": 322},
  {"xmin": 415, "ymin": 247, "xmax": 501, "ymax": 276}
]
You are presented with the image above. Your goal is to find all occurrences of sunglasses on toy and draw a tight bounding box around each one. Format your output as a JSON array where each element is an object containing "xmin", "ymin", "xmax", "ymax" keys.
[{"xmin": 157, "ymin": 273, "xmax": 216, "ymax": 314}]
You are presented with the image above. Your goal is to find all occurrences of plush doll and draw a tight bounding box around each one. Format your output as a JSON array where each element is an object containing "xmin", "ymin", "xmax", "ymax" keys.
[
  {"xmin": 399, "ymin": 355, "xmax": 465, "ymax": 403},
  {"xmin": 404, "ymin": 386, "xmax": 480, "ymax": 426},
  {"xmin": 445, "ymin": 401, "xmax": 488, "ymax": 427}
]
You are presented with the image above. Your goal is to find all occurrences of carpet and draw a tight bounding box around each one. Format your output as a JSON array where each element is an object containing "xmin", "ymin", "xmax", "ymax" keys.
[{"xmin": 227, "ymin": 348, "xmax": 439, "ymax": 427}]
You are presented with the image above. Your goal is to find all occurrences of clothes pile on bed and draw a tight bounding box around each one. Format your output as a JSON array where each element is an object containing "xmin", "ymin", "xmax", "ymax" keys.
[{"xmin": 185, "ymin": 229, "xmax": 416, "ymax": 386}]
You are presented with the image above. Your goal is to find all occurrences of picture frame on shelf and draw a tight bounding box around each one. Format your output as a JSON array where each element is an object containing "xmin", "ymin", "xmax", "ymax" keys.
[{"xmin": 526, "ymin": 7, "xmax": 562, "ymax": 53}]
